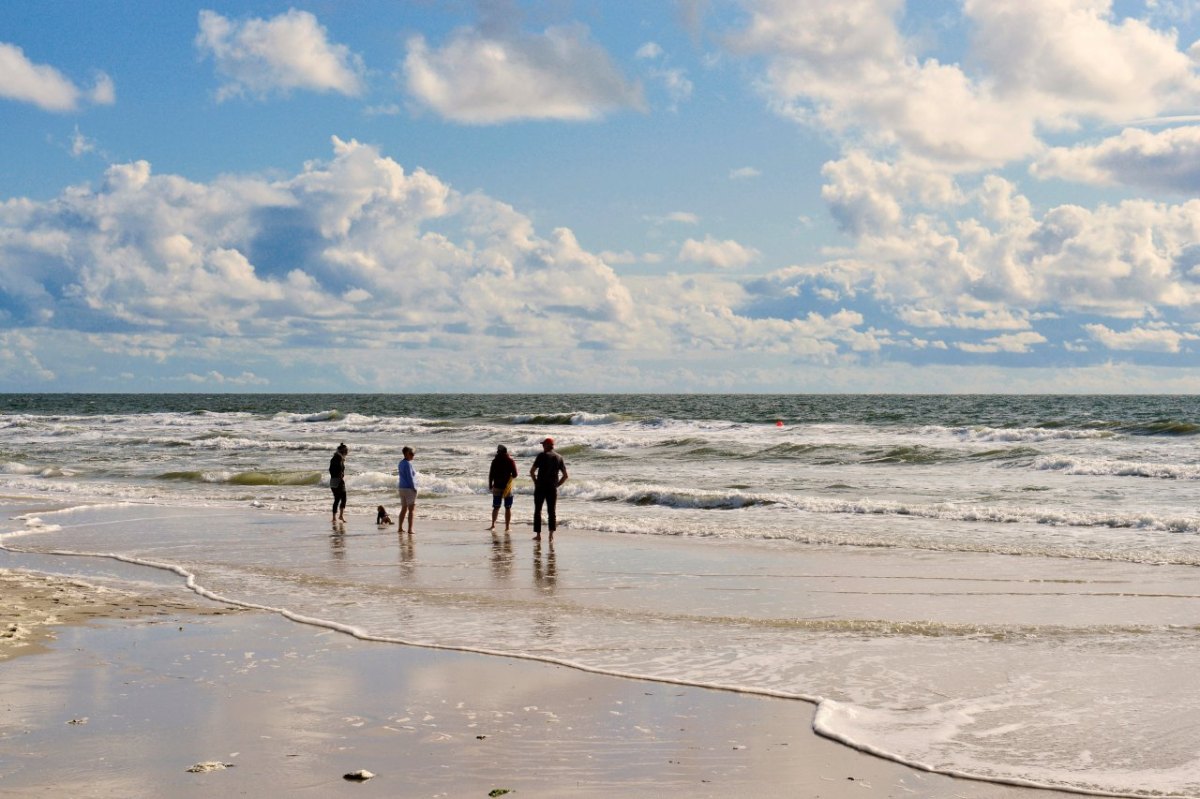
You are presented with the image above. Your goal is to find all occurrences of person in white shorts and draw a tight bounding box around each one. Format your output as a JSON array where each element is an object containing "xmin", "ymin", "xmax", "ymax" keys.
[{"xmin": 397, "ymin": 446, "xmax": 417, "ymax": 534}]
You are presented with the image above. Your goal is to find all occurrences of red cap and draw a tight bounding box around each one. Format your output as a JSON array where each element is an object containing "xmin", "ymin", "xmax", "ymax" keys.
[{"xmin": 542, "ymin": 437, "xmax": 554, "ymax": 447}]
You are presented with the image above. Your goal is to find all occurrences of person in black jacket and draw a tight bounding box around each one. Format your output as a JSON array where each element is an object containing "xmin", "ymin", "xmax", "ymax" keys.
[
  {"xmin": 329, "ymin": 442, "xmax": 349, "ymax": 524},
  {"xmin": 488, "ymin": 444, "xmax": 519, "ymax": 532},
  {"xmin": 529, "ymin": 437, "xmax": 568, "ymax": 542}
]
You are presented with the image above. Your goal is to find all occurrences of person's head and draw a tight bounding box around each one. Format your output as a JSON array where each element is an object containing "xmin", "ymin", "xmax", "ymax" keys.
[
  {"xmin": 496, "ymin": 444, "xmax": 507, "ymax": 456},
  {"xmin": 541, "ymin": 437, "xmax": 554, "ymax": 451},
  {"xmin": 337, "ymin": 443, "xmax": 349, "ymax": 456},
  {"xmin": 402, "ymin": 446, "xmax": 414, "ymax": 459},
  {"xmin": 377, "ymin": 505, "xmax": 385, "ymax": 513}
]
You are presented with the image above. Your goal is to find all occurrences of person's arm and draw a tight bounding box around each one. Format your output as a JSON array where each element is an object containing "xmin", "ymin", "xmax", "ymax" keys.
[
  {"xmin": 557, "ymin": 462, "xmax": 568, "ymax": 487},
  {"xmin": 529, "ymin": 459, "xmax": 539, "ymax": 481}
]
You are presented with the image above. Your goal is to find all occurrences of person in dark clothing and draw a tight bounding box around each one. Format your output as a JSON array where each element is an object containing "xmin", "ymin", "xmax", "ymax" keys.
[
  {"xmin": 529, "ymin": 437, "xmax": 568, "ymax": 542},
  {"xmin": 488, "ymin": 444, "xmax": 519, "ymax": 532},
  {"xmin": 329, "ymin": 442, "xmax": 349, "ymax": 524}
]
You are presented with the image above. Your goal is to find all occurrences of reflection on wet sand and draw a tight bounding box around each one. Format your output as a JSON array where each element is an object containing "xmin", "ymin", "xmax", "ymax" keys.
[
  {"xmin": 329, "ymin": 522, "xmax": 345, "ymax": 562},
  {"xmin": 532, "ymin": 542, "xmax": 558, "ymax": 640},
  {"xmin": 398, "ymin": 533, "xmax": 416, "ymax": 579},
  {"xmin": 489, "ymin": 532, "xmax": 513, "ymax": 582},
  {"xmin": 533, "ymin": 543, "xmax": 556, "ymax": 592}
]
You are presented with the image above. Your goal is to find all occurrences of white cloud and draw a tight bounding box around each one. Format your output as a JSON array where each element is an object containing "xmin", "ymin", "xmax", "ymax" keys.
[
  {"xmin": 726, "ymin": 0, "xmax": 1200, "ymax": 169},
  {"xmin": 1033, "ymin": 126, "xmax": 1200, "ymax": 193},
  {"xmin": 789, "ymin": 169, "xmax": 1200, "ymax": 320},
  {"xmin": 403, "ymin": 24, "xmax": 643, "ymax": 123},
  {"xmin": 820, "ymin": 151, "xmax": 960, "ymax": 236},
  {"xmin": 196, "ymin": 9, "xmax": 365, "ymax": 101},
  {"xmin": 1084, "ymin": 322, "xmax": 1197, "ymax": 352},
  {"xmin": 0, "ymin": 332, "xmax": 54, "ymax": 381},
  {"xmin": 0, "ymin": 139, "xmax": 898, "ymax": 388},
  {"xmin": 70, "ymin": 127, "xmax": 96, "ymax": 158},
  {"xmin": 726, "ymin": 0, "xmax": 1039, "ymax": 168},
  {"xmin": 729, "ymin": 166, "xmax": 761, "ymax": 180},
  {"xmin": 956, "ymin": 331, "xmax": 1047, "ymax": 353},
  {"xmin": 966, "ymin": 0, "xmax": 1200, "ymax": 122},
  {"xmin": 0, "ymin": 42, "xmax": 113, "ymax": 112},
  {"xmin": 897, "ymin": 306, "xmax": 1033, "ymax": 331},
  {"xmin": 678, "ymin": 235, "xmax": 760, "ymax": 269},
  {"xmin": 183, "ymin": 370, "xmax": 269, "ymax": 385},
  {"xmin": 636, "ymin": 42, "xmax": 663, "ymax": 60}
]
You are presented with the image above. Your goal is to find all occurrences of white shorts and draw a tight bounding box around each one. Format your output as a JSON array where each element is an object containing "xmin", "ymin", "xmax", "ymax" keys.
[{"xmin": 397, "ymin": 488, "xmax": 417, "ymax": 507}]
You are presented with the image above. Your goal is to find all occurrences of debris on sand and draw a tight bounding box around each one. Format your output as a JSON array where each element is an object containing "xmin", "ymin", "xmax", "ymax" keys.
[{"xmin": 186, "ymin": 761, "xmax": 234, "ymax": 773}]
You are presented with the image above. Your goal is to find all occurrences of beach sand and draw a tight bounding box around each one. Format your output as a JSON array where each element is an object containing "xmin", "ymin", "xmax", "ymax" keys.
[{"xmin": 0, "ymin": 565, "xmax": 1082, "ymax": 799}]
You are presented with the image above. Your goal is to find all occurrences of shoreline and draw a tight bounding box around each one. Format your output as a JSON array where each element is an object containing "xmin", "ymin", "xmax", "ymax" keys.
[{"xmin": 0, "ymin": 561, "xmax": 1084, "ymax": 799}]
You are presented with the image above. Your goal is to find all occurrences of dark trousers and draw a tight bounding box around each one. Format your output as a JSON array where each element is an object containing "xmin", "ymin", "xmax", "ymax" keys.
[
  {"xmin": 533, "ymin": 487, "xmax": 557, "ymax": 533},
  {"xmin": 331, "ymin": 486, "xmax": 347, "ymax": 516}
]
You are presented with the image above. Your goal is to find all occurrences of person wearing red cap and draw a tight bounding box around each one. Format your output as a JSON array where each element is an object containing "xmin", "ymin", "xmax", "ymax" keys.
[{"xmin": 529, "ymin": 437, "xmax": 568, "ymax": 542}]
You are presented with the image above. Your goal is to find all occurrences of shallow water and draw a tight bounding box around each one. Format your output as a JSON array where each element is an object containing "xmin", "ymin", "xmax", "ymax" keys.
[{"xmin": 3, "ymin": 394, "xmax": 1200, "ymax": 797}]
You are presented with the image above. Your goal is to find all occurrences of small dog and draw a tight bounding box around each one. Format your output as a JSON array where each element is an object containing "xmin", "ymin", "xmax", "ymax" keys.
[{"xmin": 376, "ymin": 505, "xmax": 393, "ymax": 525}]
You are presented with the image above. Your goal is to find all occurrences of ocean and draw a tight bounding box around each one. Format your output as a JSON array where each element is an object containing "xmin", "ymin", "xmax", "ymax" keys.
[{"xmin": 2, "ymin": 393, "xmax": 1199, "ymax": 797}]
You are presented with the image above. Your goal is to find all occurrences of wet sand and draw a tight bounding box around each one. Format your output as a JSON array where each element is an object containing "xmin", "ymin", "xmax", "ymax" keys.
[{"xmin": 0, "ymin": 566, "xmax": 1084, "ymax": 799}]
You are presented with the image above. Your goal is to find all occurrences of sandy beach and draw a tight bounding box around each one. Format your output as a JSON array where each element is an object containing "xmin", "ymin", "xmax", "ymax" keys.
[{"xmin": 0, "ymin": 560, "xmax": 1084, "ymax": 799}]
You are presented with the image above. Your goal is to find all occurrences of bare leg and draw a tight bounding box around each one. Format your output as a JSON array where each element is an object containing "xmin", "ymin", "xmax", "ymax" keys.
[
  {"xmin": 406, "ymin": 504, "xmax": 415, "ymax": 535},
  {"xmin": 490, "ymin": 506, "xmax": 499, "ymax": 530},
  {"xmin": 503, "ymin": 506, "xmax": 511, "ymax": 532}
]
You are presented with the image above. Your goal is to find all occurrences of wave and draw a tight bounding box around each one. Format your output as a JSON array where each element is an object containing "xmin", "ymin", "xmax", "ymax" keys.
[
  {"xmin": 561, "ymin": 479, "xmax": 1200, "ymax": 534},
  {"xmin": 0, "ymin": 462, "xmax": 75, "ymax": 478},
  {"xmin": 1032, "ymin": 456, "xmax": 1200, "ymax": 480},
  {"xmin": 570, "ymin": 483, "xmax": 776, "ymax": 510},
  {"xmin": 1115, "ymin": 420, "xmax": 1200, "ymax": 437},
  {"xmin": 942, "ymin": 425, "xmax": 1114, "ymax": 443},
  {"xmin": 274, "ymin": 409, "xmax": 344, "ymax": 423},
  {"xmin": 511, "ymin": 412, "xmax": 629, "ymax": 426},
  {"xmin": 157, "ymin": 470, "xmax": 322, "ymax": 486},
  {"xmin": 860, "ymin": 445, "xmax": 960, "ymax": 465}
]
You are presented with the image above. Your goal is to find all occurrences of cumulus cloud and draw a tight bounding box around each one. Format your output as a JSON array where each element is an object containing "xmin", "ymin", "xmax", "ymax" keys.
[
  {"xmin": 196, "ymin": 9, "xmax": 365, "ymax": 101},
  {"xmin": 1033, "ymin": 126, "xmax": 1200, "ymax": 193},
  {"xmin": 966, "ymin": 0, "xmax": 1200, "ymax": 122},
  {"xmin": 403, "ymin": 24, "xmax": 643, "ymax": 123},
  {"xmin": 0, "ymin": 138, "xmax": 904, "ymax": 387},
  {"xmin": 726, "ymin": 0, "xmax": 1200, "ymax": 169},
  {"xmin": 821, "ymin": 151, "xmax": 960, "ymax": 236},
  {"xmin": 1084, "ymin": 322, "xmax": 1197, "ymax": 351},
  {"xmin": 678, "ymin": 235, "xmax": 760, "ymax": 269},
  {"xmin": 726, "ymin": 0, "xmax": 1039, "ymax": 168},
  {"xmin": 0, "ymin": 42, "xmax": 114, "ymax": 112},
  {"xmin": 729, "ymin": 166, "xmax": 761, "ymax": 180}
]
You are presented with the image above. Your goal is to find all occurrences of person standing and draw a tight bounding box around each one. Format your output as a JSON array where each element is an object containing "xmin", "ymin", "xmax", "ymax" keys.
[
  {"xmin": 529, "ymin": 437, "xmax": 568, "ymax": 542},
  {"xmin": 488, "ymin": 444, "xmax": 519, "ymax": 533},
  {"xmin": 329, "ymin": 442, "xmax": 349, "ymax": 524},
  {"xmin": 397, "ymin": 446, "xmax": 417, "ymax": 535}
]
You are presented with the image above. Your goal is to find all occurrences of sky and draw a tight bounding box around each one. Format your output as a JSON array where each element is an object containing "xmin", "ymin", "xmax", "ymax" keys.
[{"xmin": 4, "ymin": 1, "xmax": 1200, "ymax": 393}]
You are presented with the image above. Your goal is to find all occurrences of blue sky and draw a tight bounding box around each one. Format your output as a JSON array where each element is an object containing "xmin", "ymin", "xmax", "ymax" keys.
[{"xmin": 4, "ymin": 1, "xmax": 1200, "ymax": 392}]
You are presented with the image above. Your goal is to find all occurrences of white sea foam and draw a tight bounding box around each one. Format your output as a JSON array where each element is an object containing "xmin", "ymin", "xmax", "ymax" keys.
[
  {"xmin": 1032, "ymin": 455, "xmax": 1200, "ymax": 480},
  {"xmin": 939, "ymin": 425, "xmax": 1115, "ymax": 443}
]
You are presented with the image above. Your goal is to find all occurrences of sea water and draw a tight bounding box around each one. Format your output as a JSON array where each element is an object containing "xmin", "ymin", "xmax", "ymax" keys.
[{"xmin": 2, "ymin": 393, "xmax": 1200, "ymax": 797}]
